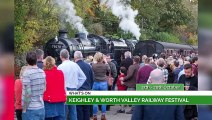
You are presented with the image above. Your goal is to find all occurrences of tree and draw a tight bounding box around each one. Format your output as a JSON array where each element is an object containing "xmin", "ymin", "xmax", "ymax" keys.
[
  {"xmin": 131, "ymin": 0, "xmax": 168, "ymax": 39},
  {"xmin": 158, "ymin": 0, "xmax": 192, "ymax": 32},
  {"xmin": 15, "ymin": 0, "xmax": 60, "ymax": 55},
  {"xmin": 131, "ymin": 0, "xmax": 196, "ymax": 44}
]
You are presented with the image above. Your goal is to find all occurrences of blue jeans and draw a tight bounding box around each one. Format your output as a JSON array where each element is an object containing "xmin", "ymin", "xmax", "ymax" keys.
[
  {"xmin": 44, "ymin": 102, "xmax": 65, "ymax": 120},
  {"xmin": 22, "ymin": 108, "xmax": 45, "ymax": 120},
  {"xmin": 66, "ymin": 88, "xmax": 77, "ymax": 120},
  {"xmin": 45, "ymin": 116, "xmax": 64, "ymax": 120},
  {"xmin": 77, "ymin": 105, "xmax": 90, "ymax": 120},
  {"xmin": 92, "ymin": 81, "xmax": 108, "ymax": 115},
  {"xmin": 127, "ymin": 87, "xmax": 135, "ymax": 110}
]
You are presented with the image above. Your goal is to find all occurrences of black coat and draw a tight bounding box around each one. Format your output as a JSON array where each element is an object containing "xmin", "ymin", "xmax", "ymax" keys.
[
  {"xmin": 178, "ymin": 75, "xmax": 198, "ymax": 90},
  {"xmin": 132, "ymin": 105, "xmax": 184, "ymax": 120},
  {"xmin": 120, "ymin": 57, "xmax": 133, "ymax": 70}
]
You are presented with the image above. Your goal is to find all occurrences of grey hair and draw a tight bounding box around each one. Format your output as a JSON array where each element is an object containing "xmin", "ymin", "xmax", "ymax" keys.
[
  {"xmin": 157, "ymin": 58, "xmax": 165, "ymax": 67},
  {"xmin": 150, "ymin": 69, "xmax": 164, "ymax": 83},
  {"xmin": 35, "ymin": 49, "xmax": 44, "ymax": 59},
  {"xmin": 60, "ymin": 49, "xmax": 69, "ymax": 59},
  {"xmin": 74, "ymin": 51, "xmax": 83, "ymax": 59},
  {"xmin": 124, "ymin": 51, "xmax": 131, "ymax": 58}
]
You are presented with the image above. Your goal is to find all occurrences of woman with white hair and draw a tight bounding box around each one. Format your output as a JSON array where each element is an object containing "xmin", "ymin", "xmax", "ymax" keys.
[{"xmin": 120, "ymin": 51, "xmax": 133, "ymax": 71}]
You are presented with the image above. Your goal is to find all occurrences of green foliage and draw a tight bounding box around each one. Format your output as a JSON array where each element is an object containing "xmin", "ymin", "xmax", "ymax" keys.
[
  {"xmin": 187, "ymin": 33, "xmax": 198, "ymax": 45},
  {"xmin": 88, "ymin": 23, "xmax": 104, "ymax": 35},
  {"xmin": 158, "ymin": 0, "xmax": 192, "ymax": 32},
  {"xmin": 152, "ymin": 32, "xmax": 181, "ymax": 44},
  {"xmin": 131, "ymin": 0, "xmax": 196, "ymax": 43},
  {"xmin": 182, "ymin": 0, "xmax": 198, "ymax": 32},
  {"xmin": 15, "ymin": 0, "xmax": 60, "ymax": 55},
  {"xmin": 140, "ymin": 30, "xmax": 154, "ymax": 40},
  {"xmin": 94, "ymin": 7, "xmax": 119, "ymax": 35},
  {"xmin": 131, "ymin": 0, "xmax": 167, "ymax": 31}
]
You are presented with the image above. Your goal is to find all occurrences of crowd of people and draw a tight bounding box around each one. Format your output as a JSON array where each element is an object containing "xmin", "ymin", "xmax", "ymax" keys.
[{"xmin": 14, "ymin": 49, "xmax": 198, "ymax": 120}]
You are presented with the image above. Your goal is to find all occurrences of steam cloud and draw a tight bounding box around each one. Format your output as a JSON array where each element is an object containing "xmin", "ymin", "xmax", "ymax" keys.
[
  {"xmin": 100, "ymin": 0, "xmax": 141, "ymax": 40},
  {"xmin": 53, "ymin": 0, "xmax": 88, "ymax": 35}
]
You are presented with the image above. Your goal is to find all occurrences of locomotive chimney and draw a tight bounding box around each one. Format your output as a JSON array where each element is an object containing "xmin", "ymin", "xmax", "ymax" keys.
[{"xmin": 58, "ymin": 30, "xmax": 68, "ymax": 38}]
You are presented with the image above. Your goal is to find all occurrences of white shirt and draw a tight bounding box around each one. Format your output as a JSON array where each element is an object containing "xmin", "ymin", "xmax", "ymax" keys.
[{"xmin": 58, "ymin": 60, "xmax": 86, "ymax": 89}]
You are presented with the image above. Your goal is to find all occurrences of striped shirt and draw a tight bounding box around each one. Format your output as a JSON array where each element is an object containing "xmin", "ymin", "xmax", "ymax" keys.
[
  {"xmin": 22, "ymin": 66, "xmax": 46, "ymax": 110},
  {"xmin": 157, "ymin": 67, "xmax": 168, "ymax": 83}
]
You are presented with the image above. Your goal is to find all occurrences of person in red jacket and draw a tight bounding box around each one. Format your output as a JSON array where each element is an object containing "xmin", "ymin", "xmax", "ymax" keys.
[
  {"xmin": 43, "ymin": 56, "xmax": 66, "ymax": 120},
  {"xmin": 14, "ymin": 66, "xmax": 28, "ymax": 120},
  {"xmin": 116, "ymin": 67, "xmax": 127, "ymax": 113},
  {"xmin": 117, "ymin": 67, "xmax": 127, "ymax": 91}
]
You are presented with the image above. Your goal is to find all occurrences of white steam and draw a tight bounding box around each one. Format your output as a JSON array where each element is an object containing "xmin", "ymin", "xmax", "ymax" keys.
[
  {"xmin": 100, "ymin": 0, "xmax": 141, "ymax": 40},
  {"xmin": 53, "ymin": 0, "xmax": 88, "ymax": 35}
]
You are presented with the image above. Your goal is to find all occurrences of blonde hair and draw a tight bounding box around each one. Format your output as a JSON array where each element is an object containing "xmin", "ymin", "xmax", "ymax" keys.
[
  {"xmin": 170, "ymin": 63, "xmax": 175, "ymax": 71},
  {"xmin": 19, "ymin": 66, "xmax": 28, "ymax": 79},
  {"xmin": 43, "ymin": 56, "xmax": 56, "ymax": 70},
  {"xmin": 86, "ymin": 55, "xmax": 93, "ymax": 63},
  {"xmin": 94, "ymin": 52, "xmax": 104, "ymax": 63}
]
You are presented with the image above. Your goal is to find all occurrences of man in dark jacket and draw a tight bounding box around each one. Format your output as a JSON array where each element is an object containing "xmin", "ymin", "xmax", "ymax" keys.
[
  {"xmin": 178, "ymin": 64, "xmax": 198, "ymax": 120},
  {"xmin": 106, "ymin": 54, "xmax": 117, "ymax": 90},
  {"xmin": 173, "ymin": 60, "xmax": 181, "ymax": 83},
  {"xmin": 132, "ymin": 105, "xmax": 184, "ymax": 120},
  {"xmin": 132, "ymin": 69, "xmax": 184, "ymax": 120},
  {"xmin": 106, "ymin": 55, "xmax": 117, "ymax": 80},
  {"xmin": 74, "ymin": 51, "xmax": 94, "ymax": 120},
  {"xmin": 122, "ymin": 56, "xmax": 140, "ymax": 89},
  {"xmin": 178, "ymin": 64, "xmax": 198, "ymax": 90},
  {"xmin": 35, "ymin": 49, "xmax": 44, "ymax": 69},
  {"xmin": 120, "ymin": 56, "xmax": 140, "ymax": 114},
  {"xmin": 105, "ymin": 54, "xmax": 117, "ymax": 111},
  {"xmin": 107, "ymin": 53, "xmax": 119, "ymax": 90}
]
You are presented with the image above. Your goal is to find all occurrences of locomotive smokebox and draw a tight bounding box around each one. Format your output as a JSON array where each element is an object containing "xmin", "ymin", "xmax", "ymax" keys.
[{"xmin": 58, "ymin": 29, "xmax": 68, "ymax": 38}]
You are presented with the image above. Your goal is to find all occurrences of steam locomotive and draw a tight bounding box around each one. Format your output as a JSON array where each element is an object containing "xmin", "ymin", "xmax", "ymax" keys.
[{"xmin": 44, "ymin": 30, "xmax": 198, "ymax": 65}]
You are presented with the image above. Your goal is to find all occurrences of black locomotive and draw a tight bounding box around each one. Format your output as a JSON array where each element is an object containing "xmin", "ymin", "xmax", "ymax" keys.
[
  {"xmin": 44, "ymin": 30, "xmax": 130, "ymax": 65},
  {"xmin": 44, "ymin": 30, "xmax": 198, "ymax": 65}
]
